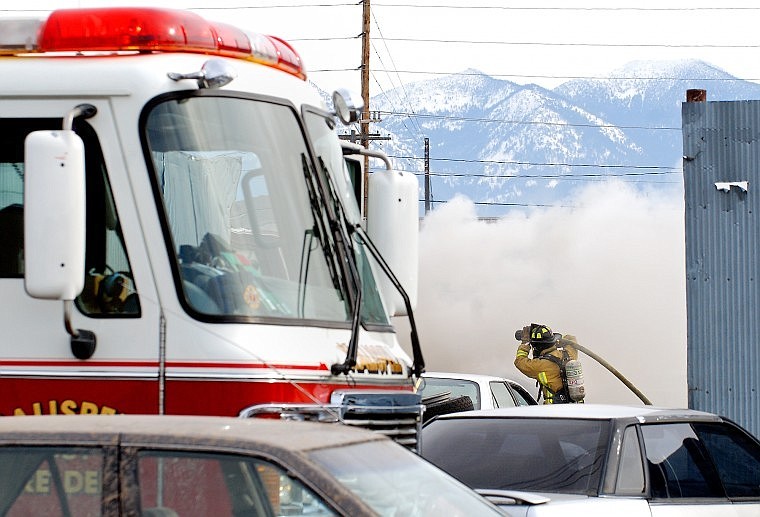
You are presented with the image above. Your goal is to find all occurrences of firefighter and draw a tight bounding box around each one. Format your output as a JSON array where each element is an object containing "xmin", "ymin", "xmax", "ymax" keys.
[{"xmin": 514, "ymin": 324, "xmax": 579, "ymax": 404}]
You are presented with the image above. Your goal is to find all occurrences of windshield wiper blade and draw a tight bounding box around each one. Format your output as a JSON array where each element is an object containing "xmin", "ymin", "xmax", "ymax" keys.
[{"xmin": 301, "ymin": 154, "xmax": 343, "ymax": 293}]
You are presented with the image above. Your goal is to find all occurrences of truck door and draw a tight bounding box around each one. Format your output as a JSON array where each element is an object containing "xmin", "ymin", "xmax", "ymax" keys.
[{"xmin": 0, "ymin": 108, "xmax": 161, "ymax": 416}]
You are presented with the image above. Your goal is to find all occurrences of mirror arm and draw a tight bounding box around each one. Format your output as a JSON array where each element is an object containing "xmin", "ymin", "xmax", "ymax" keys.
[
  {"xmin": 355, "ymin": 226, "xmax": 425, "ymax": 377},
  {"xmin": 62, "ymin": 103, "xmax": 98, "ymax": 360}
]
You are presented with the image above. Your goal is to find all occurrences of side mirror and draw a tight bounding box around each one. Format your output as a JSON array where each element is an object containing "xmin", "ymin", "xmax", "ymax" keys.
[
  {"xmin": 332, "ymin": 88, "xmax": 363, "ymax": 125},
  {"xmin": 24, "ymin": 130, "xmax": 86, "ymax": 300},
  {"xmin": 367, "ymin": 168, "xmax": 418, "ymax": 316}
]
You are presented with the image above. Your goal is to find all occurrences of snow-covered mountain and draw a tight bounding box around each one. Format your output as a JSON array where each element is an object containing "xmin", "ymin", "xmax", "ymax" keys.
[{"xmin": 337, "ymin": 60, "xmax": 760, "ymax": 217}]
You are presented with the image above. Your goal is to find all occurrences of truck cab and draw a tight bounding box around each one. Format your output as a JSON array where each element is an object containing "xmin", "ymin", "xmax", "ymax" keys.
[{"xmin": 0, "ymin": 7, "xmax": 423, "ymax": 449}]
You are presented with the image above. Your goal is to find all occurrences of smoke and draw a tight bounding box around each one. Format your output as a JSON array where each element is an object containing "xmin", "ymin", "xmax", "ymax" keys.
[{"xmin": 397, "ymin": 179, "xmax": 687, "ymax": 407}]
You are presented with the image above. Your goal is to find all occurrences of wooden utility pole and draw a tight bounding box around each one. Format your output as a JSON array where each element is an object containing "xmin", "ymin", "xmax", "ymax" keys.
[
  {"xmin": 361, "ymin": 0, "xmax": 371, "ymax": 212},
  {"xmin": 424, "ymin": 137, "xmax": 430, "ymax": 213}
]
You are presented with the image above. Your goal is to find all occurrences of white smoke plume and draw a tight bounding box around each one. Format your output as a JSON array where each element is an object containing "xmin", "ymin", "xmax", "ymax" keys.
[{"xmin": 397, "ymin": 179, "xmax": 687, "ymax": 407}]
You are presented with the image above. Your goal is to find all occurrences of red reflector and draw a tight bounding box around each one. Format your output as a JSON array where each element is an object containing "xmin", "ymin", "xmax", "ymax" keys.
[
  {"xmin": 40, "ymin": 8, "xmax": 218, "ymax": 52},
  {"xmin": 212, "ymin": 22, "xmax": 252, "ymax": 54},
  {"xmin": 268, "ymin": 36, "xmax": 304, "ymax": 78}
]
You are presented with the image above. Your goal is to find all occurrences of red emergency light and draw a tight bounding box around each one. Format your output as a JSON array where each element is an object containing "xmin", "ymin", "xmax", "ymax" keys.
[{"xmin": 3, "ymin": 7, "xmax": 305, "ymax": 80}]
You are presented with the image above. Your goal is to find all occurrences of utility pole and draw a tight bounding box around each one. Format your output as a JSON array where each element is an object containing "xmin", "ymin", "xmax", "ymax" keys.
[
  {"xmin": 424, "ymin": 137, "xmax": 430, "ymax": 214},
  {"xmin": 361, "ymin": 0, "xmax": 371, "ymax": 212},
  {"xmin": 336, "ymin": 0, "xmax": 390, "ymax": 214}
]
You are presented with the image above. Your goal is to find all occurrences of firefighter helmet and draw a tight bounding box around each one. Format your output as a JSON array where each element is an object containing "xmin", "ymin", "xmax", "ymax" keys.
[{"xmin": 530, "ymin": 325, "xmax": 556, "ymax": 352}]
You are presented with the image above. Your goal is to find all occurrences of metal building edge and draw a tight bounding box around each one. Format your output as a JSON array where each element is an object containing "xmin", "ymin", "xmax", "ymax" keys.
[{"xmin": 682, "ymin": 96, "xmax": 760, "ymax": 438}]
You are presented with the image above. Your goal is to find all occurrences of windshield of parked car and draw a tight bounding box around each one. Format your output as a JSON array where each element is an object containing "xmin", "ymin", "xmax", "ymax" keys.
[
  {"xmin": 421, "ymin": 417, "xmax": 611, "ymax": 495},
  {"xmin": 144, "ymin": 95, "xmax": 350, "ymax": 323},
  {"xmin": 420, "ymin": 378, "xmax": 482, "ymax": 409},
  {"xmin": 309, "ymin": 440, "xmax": 502, "ymax": 516}
]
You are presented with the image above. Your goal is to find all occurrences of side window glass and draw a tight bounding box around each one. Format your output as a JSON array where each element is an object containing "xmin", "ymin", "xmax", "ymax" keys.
[
  {"xmin": 694, "ymin": 422, "xmax": 760, "ymax": 498},
  {"xmin": 0, "ymin": 119, "xmax": 48, "ymax": 278},
  {"xmin": 0, "ymin": 447, "xmax": 107, "ymax": 516},
  {"xmin": 615, "ymin": 426, "xmax": 645, "ymax": 495},
  {"xmin": 641, "ymin": 423, "xmax": 723, "ymax": 499},
  {"xmin": 137, "ymin": 451, "xmax": 337, "ymax": 516},
  {"xmin": 490, "ymin": 381, "xmax": 516, "ymax": 408},
  {"xmin": 74, "ymin": 123, "xmax": 140, "ymax": 317},
  {"xmin": 0, "ymin": 119, "xmax": 139, "ymax": 315}
]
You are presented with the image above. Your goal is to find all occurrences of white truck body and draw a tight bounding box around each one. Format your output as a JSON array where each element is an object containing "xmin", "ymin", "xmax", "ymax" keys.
[{"xmin": 0, "ymin": 7, "xmax": 423, "ymax": 447}]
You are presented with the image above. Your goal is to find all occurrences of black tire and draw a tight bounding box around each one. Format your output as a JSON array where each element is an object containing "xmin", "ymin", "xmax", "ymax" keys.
[{"xmin": 423, "ymin": 395, "xmax": 474, "ymax": 423}]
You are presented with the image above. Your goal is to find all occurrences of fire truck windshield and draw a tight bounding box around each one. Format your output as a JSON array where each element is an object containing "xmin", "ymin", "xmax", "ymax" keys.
[{"xmin": 143, "ymin": 94, "xmax": 353, "ymax": 323}]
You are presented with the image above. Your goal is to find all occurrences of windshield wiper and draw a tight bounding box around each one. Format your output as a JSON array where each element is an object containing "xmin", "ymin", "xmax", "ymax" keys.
[
  {"xmin": 316, "ymin": 156, "xmax": 425, "ymax": 378},
  {"xmin": 300, "ymin": 154, "xmax": 363, "ymax": 375},
  {"xmin": 300, "ymin": 154, "xmax": 344, "ymax": 294}
]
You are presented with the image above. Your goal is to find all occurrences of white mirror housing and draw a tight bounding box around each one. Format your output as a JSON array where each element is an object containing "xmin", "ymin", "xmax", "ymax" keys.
[
  {"xmin": 24, "ymin": 130, "xmax": 86, "ymax": 300},
  {"xmin": 367, "ymin": 169, "xmax": 419, "ymax": 316}
]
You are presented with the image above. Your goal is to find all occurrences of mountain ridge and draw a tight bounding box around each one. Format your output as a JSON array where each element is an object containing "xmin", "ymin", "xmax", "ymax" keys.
[{"xmin": 328, "ymin": 59, "xmax": 760, "ymax": 216}]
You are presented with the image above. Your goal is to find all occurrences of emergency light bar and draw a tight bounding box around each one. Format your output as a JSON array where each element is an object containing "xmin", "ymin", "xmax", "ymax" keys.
[{"xmin": 0, "ymin": 7, "xmax": 305, "ymax": 80}]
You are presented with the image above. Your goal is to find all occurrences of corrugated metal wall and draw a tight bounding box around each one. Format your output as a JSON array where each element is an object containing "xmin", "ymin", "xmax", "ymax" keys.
[{"xmin": 682, "ymin": 98, "xmax": 760, "ymax": 438}]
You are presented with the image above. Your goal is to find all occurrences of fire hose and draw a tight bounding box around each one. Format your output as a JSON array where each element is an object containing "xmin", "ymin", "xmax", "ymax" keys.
[{"xmin": 558, "ymin": 336, "xmax": 653, "ymax": 406}]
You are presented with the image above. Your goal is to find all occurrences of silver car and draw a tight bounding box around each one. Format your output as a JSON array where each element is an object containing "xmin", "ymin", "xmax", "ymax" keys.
[
  {"xmin": 421, "ymin": 404, "xmax": 760, "ymax": 516},
  {"xmin": 0, "ymin": 414, "xmax": 504, "ymax": 516}
]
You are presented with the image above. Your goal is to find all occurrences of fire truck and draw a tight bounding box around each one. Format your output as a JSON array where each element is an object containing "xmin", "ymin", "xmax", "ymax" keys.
[{"xmin": 0, "ymin": 7, "xmax": 424, "ymax": 448}]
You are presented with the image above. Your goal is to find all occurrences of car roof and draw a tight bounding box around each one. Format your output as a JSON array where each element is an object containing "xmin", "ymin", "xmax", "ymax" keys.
[
  {"xmin": 426, "ymin": 403, "xmax": 725, "ymax": 424},
  {"xmin": 423, "ymin": 371, "xmax": 513, "ymax": 383},
  {"xmin": 0, "ymin": 414, "xmax": 388, "ymax": 452}
]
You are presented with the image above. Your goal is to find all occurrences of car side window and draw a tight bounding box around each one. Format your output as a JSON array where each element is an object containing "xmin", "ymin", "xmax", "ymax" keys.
[
  {"xmin": 641, "ymin": 423, "xmax": 723, "ymax": 499},
  {"xmin": 693, "ymin": 422, "xmax": 760, "ymax": 498},
  {"xmin": 137, "ymin": 451, "xmax": 337, "ymax": 516},
  {"xmin": 0, "ymin": 446, "xmax": 111, "ymax": 517},
  {"xmin": 489, "ymin": 381, "xmax": 516, "ymax": 408},
  {"xmin": 615, "ymin": 426, "xmax": 645, "ymax": 496}
]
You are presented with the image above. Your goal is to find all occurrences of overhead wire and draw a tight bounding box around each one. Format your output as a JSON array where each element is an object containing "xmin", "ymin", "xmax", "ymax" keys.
[
  {"xmin": 369, "ymin": 10, "xmax": 425, "ymax": 139},
  {"xmin": 370, "ymin": 4, "xmax": 760, "ymax": 12}
]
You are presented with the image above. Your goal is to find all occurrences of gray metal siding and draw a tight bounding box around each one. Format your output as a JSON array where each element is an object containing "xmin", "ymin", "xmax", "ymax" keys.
[{"xmin": 682, "ymin": 100, "xmax": 760, "ymax": 438}]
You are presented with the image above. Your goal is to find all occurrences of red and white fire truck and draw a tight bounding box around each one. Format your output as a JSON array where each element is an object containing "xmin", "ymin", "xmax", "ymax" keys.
[{"xmin": 0, "ymin": 7, "xmax": 424, "ymax": 448}]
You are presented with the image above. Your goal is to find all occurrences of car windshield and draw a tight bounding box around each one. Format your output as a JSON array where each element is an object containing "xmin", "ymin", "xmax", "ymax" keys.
[
  {"xmin": 422, "ymin": 417, "xmax": 611, "ymax": 495},
  {"xmin": 420, "ymin": 378, "xmax": 482, "ymax": 409},
  {"xmin": 309, "ymin": 440, "xmax": 502, "ymax": 516},
  {"xmin": 144, "ymin": 95, "xmax": 350, "ymax": 323}
]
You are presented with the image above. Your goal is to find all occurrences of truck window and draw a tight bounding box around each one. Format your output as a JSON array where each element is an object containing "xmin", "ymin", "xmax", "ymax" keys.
[
  {"xmin": 303, "ymin": 110, "xmax": 390, "ymax": 327},
  {"xmin": 0, "ymin": 118, "xmax": 139, "ymax": 316},
  {"xmin": 143, "ymin": 95, "xmax": 351, "ymax": 324}
]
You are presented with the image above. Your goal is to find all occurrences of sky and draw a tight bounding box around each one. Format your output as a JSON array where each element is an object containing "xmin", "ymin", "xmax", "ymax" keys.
[
  {"xmin": 2, "ymin": 1, "xmax": 713, "ymax": 406},
  {"xmin": 5, "ymin": 1, "xmax": 760, "ymax": 96}
]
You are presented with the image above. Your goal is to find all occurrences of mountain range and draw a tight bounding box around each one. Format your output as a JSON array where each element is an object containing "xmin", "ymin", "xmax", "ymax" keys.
[{"xmin": 327, "ymin": 59, "xmax": 760, "ymax": 217}]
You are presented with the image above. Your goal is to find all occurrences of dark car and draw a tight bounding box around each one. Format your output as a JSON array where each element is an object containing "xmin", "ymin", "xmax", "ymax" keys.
[
  {"xmin": 421, "ymin": 404, "xmax": 760, "ymax": 516},
  {"xmin": 0, "ymin": 414, "xmax": 504, "ymax": 516}
]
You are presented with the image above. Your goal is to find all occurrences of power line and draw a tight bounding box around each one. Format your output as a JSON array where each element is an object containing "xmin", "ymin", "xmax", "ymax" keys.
[
  {"xmin": 369, "ymin": 12, "xmax": 425, "ymax": 139},
  {"xmin": 377, "ymin": 37, "xmax": 760, "ymax": 49},
  {"xmin": 373, "ymin": 4, "xmax": 760, "ymax": 12},
  {"xmin": 423, "ymin": 199, "xmax": 576, "ymax": 208},
  {"xmin": 369, "ymin": 68, "xmax": 760, "ymax": 83},
  {"xmin": 407, "ymin": 170, "xmax": 681, "ymax": 178},
  {"xmin": 379, "ymin": 112, "xmax": 681, "ymax": 131},
  {"xmin": 289, "ymin": 35, "xmax": 360, "ymax": 42}
]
